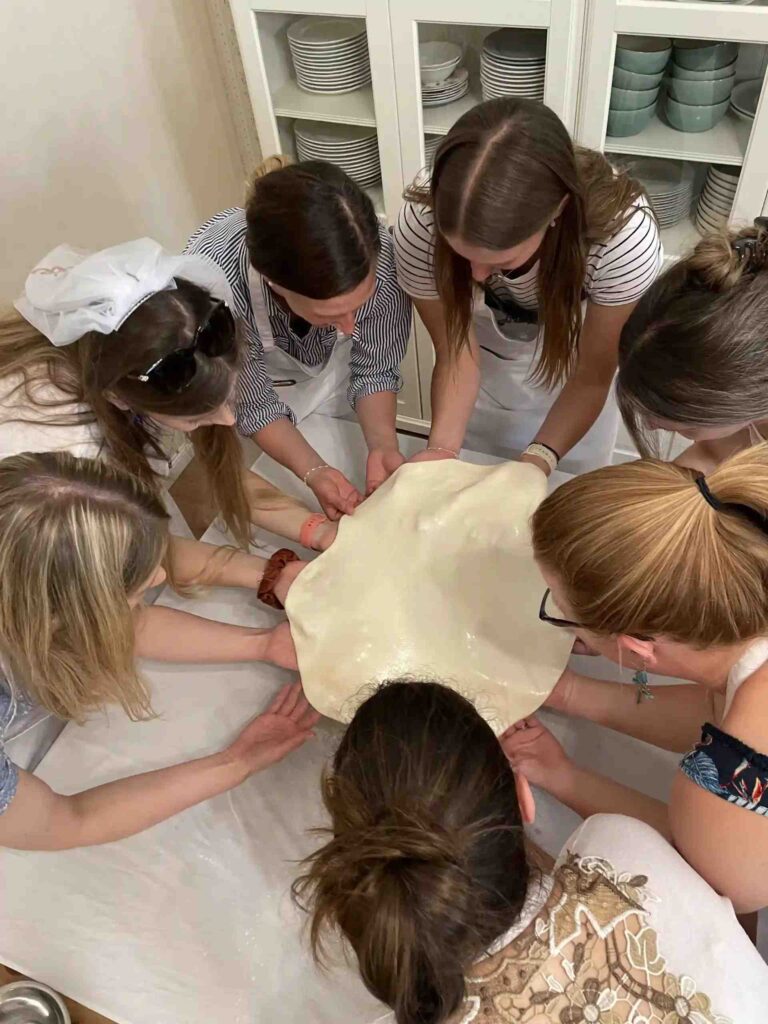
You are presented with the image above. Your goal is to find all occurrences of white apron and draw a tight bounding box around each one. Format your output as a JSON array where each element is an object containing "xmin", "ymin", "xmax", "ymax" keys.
[
  {"xmin": 464, "ymin": 298, "xmax": 619, "ymax": 475},
  {"xmin": 248, "ymin": 269, "xmax": 351, "ymax": 424}
]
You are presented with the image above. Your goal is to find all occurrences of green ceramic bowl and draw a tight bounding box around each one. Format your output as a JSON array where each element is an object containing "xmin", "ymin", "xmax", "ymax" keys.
[
  {"xmin": 606, "ymin": 100, "xmax": 657, "ymax": 137},
  {"xmin": 611, "ymin": 84, "xmax": 661, "ymax": 110},
  {"xmin": 665, "ymin": 95, "xmax": 730, "ymax": 132},
  {"xmin": 666, "ymin": 73, "xmax": 734, "ymax": 105},
  {"xmin": 670, "ymin": 58, "xmax": 737, "ymax": 81},
  {"xmin": 615, "ymin": 35, "xmax": 672, "ymax": 74},
  {"xmin": 612, "ymin": 65, "xmax": 665, "ymax": 90},
  {"xmin": 673, "ymin": 39, "xmax": 738, "ymax": 72}
]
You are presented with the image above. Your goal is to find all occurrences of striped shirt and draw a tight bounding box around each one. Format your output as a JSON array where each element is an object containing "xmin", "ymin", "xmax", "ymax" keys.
[
  {"xmin": 393, "ymin": 194, "xmax": 662, "ymax": 312},
  {"xmin": 185, "ymin": 208, "xmax": 412, "ymax": 435}
]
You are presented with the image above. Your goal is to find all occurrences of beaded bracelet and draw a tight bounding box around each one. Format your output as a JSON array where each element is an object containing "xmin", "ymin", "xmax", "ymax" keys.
[{"xmin": 302, "ymin": 464, "xmax": 329, "ymax": 486}]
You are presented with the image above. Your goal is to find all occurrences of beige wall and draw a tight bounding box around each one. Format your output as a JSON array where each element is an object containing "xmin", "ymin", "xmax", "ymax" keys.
[{"xmin": 1, "ymin": 0, "xmax": 251, "ymax": 303}]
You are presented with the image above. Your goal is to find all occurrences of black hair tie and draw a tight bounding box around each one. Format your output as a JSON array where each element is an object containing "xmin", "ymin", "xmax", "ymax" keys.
[{"xmin": 695, "ymin": 474, "xmax": 768, "ymax": 536}]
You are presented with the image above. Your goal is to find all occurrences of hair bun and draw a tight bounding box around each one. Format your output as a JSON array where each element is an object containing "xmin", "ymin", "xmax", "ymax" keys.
[{"xmin": 690, "ymin": 223, "xmax": 768, "ymax": 292}]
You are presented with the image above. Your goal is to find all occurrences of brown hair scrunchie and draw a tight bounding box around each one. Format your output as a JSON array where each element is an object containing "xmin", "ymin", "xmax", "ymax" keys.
[{"xmin": 257, "ymin": 548, "xmax": 300, "ymax": 609}]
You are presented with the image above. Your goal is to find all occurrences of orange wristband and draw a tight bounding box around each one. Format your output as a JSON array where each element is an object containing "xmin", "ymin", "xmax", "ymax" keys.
[{"xmin": 300, "ymin": 512, "xmax": 328, "ymax": 550}]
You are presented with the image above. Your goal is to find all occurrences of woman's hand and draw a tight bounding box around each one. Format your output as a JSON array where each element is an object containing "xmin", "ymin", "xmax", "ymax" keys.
[
  {"xmin": 273, "ymin": 559, "xmax": 307, "ymax": 607},
  {"xmin": 226, "ymin": 682, "xmax": 320, "ymax": 776},
  {"xmin": 261, "ymin": 621, "xmax": 299, "ymax": 671},
  {"xmin": 314, "ymin": 519, "xmax": 338, "ymax": 551},
  {"xmin": 500, "ymin": 716, "xmax": 573, "ymax": 792},
  {"xmin": 407, "ymin": 447, "xmax": 458, "ymax": 465},
  {"xmin": 308, "ymin": 467, "xmax": 363, "ymax": 520},
  {"xmin": 366, "ymin": 446, "xmax": 405, "ymax": 495}
]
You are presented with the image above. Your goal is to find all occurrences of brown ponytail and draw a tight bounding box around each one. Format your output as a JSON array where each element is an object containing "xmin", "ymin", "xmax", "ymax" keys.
[
  {"xmin": 294, "ymin": 681, "xmax": 530, "ymax": 1024},
  {"xmin": 618, "ymin": 223, "xmax": 768, "ymax": 456},
  {"xmin": 532, "ymin": 441, "xmax": 768, "ymax": 647}
]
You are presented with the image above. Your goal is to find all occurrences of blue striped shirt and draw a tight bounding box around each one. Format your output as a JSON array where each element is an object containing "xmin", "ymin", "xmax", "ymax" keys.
[{"xmin": 185, "ymin": 208, "xmax": 412, "ymax": 435}]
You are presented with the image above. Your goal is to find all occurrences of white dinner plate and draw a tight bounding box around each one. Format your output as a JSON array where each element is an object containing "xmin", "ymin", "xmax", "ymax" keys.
[{"xmin": 287, "ymin": 17, "xmax": 366, "ymax": 46}]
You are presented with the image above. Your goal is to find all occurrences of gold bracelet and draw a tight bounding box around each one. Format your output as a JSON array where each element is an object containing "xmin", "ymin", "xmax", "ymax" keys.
[{"xmin": 302, "ymin": 464, "xmax": 329, "ymax": 486}]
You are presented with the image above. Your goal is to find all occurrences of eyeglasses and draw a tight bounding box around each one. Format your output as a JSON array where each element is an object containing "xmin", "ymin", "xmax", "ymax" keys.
[
  {"xmin": 128, "ymin": 301, "xmax": 236, "ymax": 393},
  {"xmin": 538, "ymin": 588, "xmax": 652, "ymax": 641},
  {"xmin": 538, "ymin": 588, "xmax": 584, "ymax": 630}
]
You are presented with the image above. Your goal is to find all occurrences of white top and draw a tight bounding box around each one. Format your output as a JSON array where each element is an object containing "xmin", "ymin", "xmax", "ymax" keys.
[
  {"xmin": 724, "ymin": 637, "xmax": 768, "ymax": 716},
  {"xmin": 393, "ymin": 192, "xmax": 663, "ymax": 309},
  {"xmin": 461, "ymin": 814, "xmax": 768, "ymax": 1024}
]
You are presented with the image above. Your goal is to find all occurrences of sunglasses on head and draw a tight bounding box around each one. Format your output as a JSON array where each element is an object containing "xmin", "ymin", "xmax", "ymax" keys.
[{"xmin": 128, "ymin": 301, "xmax": 236, "ymax": 394}]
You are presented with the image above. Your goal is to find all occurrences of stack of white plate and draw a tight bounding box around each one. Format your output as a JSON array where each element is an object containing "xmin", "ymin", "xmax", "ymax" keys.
[
  {"xmin": 730, "ymin": 78, "xmax": 762, "ymax": 122},
  {"xmin": 480, "ymin": 28, "xmax": 546, "ymax": 102},
  {"xmin": 614, "ymin": 156, "xmax": 695, "ymax": 228},
  {"xmin": 422, "ymin": 68, "xmax": 469, "ymax": 107},
  {"xmin": 287, "ymin": 17, "xmax": 370, "ymax": 95},
  {"xmin": 294, "ymin": 121, "xmax": 381, "ymax": 188},
  {"xmin": 696, "ymin": 164, "xmax": 739, "ymax": 234},
  {"xmin": 424, "ymin": 135, "xmax": 441, "ymax": 166}
]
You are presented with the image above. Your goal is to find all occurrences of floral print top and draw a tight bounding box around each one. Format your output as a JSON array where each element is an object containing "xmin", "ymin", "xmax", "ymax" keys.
[{"xmin": 448, "ymin": 815, "xmax": 767, "ymax": 1024}]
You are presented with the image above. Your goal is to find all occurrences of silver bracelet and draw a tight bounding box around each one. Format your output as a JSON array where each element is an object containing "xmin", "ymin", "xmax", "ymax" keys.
[
  {"xmin": 425, "ymin": 445, "xmax": 459, "ymax": 458},
  {"xmin": 302, "ymin": 463, "xmax": 330, "ymax": 486},
  {"xmin": 522, "ymin": 443, "xmax": 558, "ymax": 473}
]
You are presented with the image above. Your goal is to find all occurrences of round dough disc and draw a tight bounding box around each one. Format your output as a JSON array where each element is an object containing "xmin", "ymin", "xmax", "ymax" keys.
[{"xmin": 285, "ymin": 460, "xmax": 572, "ymax": 734}]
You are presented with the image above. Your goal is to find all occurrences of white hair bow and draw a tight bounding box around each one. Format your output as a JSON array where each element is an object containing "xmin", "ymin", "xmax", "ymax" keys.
[{"xmin": 14, "ymin": 237, "xmax": 235, "ymax": 347}]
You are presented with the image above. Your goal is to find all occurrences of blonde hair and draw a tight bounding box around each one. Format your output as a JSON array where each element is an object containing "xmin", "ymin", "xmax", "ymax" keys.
[
  {"xmin": 532, "ymin": 443, "xmax": 768, "ymax": 648},
  {"xmin": 404, "ymin": 98, "xmax": 645, "ymax": 387},
  {"xmin": 0, "ymin": 451, "xmax": 169, "ymax": 722},
  {"xmin": 618, "ymin": 222, "xmax": 768, "ymax": 456}
]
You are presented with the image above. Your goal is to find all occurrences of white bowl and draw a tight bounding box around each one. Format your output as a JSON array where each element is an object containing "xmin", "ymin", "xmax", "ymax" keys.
[{"xmin": 419, "ymin": 41, "xmax": 461, "ymax": 68}]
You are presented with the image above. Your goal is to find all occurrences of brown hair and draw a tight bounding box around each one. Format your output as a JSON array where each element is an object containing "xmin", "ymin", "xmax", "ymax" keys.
[
  {"xmin": 405, "ymin": 97, "xmax": 644, "ymax": 387},
  {"xmin": 245, "ymin": 157, "xmax": 381, "ymax": 299},
  {"xmin": 0, "ymin": 451, "xmax": 168, "ymax": 722},
  {"xmin": 294, "ymin": 681, "xmax": 529, "ymax": 1024},
  {"xmin": 0, "ymin": 279, "xmax": 253, "ymax": 546},
  {"xmin": 532, "ymin": 442, "xmax": 768, "ymax": 647},
  {"xmin": 617, "ymin": 223, "xmax": 768, "ymax": 456}
]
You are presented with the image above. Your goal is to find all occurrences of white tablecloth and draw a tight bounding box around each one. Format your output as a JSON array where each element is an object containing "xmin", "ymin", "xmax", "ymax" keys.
[{"xmin": 0, "ymin": 416, "xmax": 759, "ymax": 1024}]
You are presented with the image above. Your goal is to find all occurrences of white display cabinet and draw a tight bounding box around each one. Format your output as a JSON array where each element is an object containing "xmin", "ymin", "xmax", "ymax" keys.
[
  {"xmin": 578, "ymin": 1, "xmax": 768, "ymax": 262},
  {"xmin": 230, "ymin": 0, "xmax": 768, "ymax": 434}
]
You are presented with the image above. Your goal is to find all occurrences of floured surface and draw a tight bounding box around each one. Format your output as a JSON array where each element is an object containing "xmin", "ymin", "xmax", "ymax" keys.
[{"xmin": 286, "ymin": 459, "xmax": 572, "ymax": 733}]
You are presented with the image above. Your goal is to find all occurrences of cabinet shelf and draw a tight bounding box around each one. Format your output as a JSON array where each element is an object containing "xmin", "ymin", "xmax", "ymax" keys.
[
  {"xmin": 604, "ymin": 110, "xmax": 751, "ymax": 165},
  {"xmin": 421, "ymin": 85, "xmax": 484, "ymax": 135},
  {"xmin": 272, "ymin": 80, "xmax": 377, "ymax": 127}
]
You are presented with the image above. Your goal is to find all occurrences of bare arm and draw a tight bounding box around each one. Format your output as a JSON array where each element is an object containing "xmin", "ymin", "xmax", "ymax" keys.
[
  {"xmin": 670, "ymin": 665, "xmax": 768, "ymax": 913},
  {"xmin": 524, "ymin": 301, "xmax": 634, "ymax": 473},
  {"xmin": 0, "ymin": 684, "xmax": 317, "ymax": 851},
  {"xmin": 502, "ymin": 717, "xmax": 670, "ymax": 838},
  {"xmin": 132, "ymin": 606, "xmax": 295, "ymax": 668},
  {"xmin": 356, "ymin": 391, "xmax": 405, "ymax": 493},
  {"xmin": 412, "ymin": 297, "xmax": 480, "ymax": 454},
  {"xmin": 253, "ymin": 418, "xmax": 361, "ymax": 519},
  {"xmin": 549, "ymin": 669, "xmax": 716, "ymax": 753}
]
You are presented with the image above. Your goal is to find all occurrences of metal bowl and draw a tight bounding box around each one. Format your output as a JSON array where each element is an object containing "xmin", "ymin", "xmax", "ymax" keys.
[{"xmin": 0, "ymin": 981, "xmax": 71, "ymax": 1024}]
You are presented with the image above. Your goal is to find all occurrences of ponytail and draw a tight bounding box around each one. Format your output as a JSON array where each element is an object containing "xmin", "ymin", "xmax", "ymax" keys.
[
  {"xmin": 532, "ymin": 441, "xmax": 768, "ymax": 647},
  {"xmin": 294, "ymin": 681, "xmax": 530, "ymax": 1024}
]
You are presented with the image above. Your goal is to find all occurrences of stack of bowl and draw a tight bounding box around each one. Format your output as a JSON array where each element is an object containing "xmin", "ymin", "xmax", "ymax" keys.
[
  {"xmin": 608, "ymin": 36, "xmax": 671, "ymax": 137},
  {"xmin": 664, "ymin": 40, "xmax": 738, "ymax": 132},
  {"xmin": 419, "ymin": 42, "xmax": 468, "ymax": 107}
]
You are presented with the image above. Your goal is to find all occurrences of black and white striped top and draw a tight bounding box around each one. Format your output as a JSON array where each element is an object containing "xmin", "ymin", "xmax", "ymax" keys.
[
  {"xmin": 185, "ymin": 208, "xmax": 412, "ymax": 435},
  {"xmin": 393, "ymin": 194, "xmax": 662, "ymax": 311}
]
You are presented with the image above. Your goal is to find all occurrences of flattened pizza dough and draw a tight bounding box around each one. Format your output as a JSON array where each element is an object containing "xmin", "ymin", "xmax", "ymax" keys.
[{"xmin": 285, "ymin": 460, "xmax": 572, "ymax": 733}]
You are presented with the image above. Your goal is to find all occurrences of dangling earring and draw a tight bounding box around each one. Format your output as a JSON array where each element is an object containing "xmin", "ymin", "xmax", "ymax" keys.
[
  {"xmin": 550, "ymin": 219, "xmax": 557, "ymax": 227},
  {"xmin": 632, "ymin": 662, "xmax": 654, "ymax": 704}
]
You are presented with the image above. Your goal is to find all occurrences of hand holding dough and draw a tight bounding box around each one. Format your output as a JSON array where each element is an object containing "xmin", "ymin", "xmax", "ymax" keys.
[{"xmin": 285, "ymin": 460, "xmax": 572, "ymax": 734}]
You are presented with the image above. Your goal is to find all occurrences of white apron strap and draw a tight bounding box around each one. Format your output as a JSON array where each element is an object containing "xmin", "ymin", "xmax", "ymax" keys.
[{"xmin": 247, "ymin": 266, "xmax": 277, "ymax": 351}]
